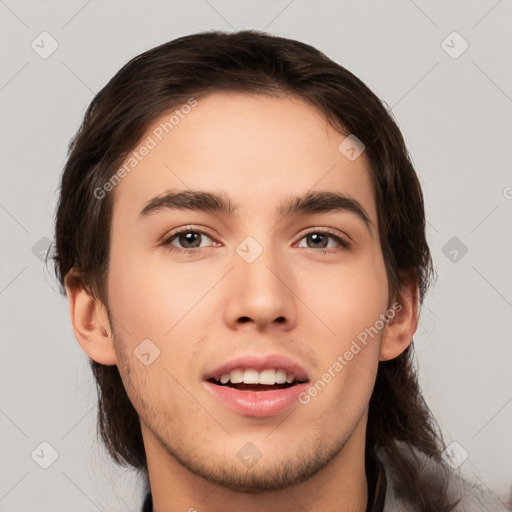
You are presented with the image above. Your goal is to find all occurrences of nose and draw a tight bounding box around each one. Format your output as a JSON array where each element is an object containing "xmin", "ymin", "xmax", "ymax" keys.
[{"xmin": 223, "ymin": 242, "xmax": 297, "ymax": 332}]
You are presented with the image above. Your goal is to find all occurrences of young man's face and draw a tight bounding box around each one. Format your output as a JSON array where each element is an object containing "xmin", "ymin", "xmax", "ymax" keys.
[{"xmin": 94, "ymin": 92, "xmax": 394, "ymax": 490}]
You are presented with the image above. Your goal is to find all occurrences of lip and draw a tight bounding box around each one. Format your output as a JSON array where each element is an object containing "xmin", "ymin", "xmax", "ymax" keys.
[
  {"xmin": 203, "ymin": 380, "xmax": 310, "ymax": 417},
  {"xmin": 203, "ymin": 353, "xmax": 310, "ymax": 382},
  {"xmin": 203, "ymin": 353, "xmax": 310, "ymax": 418}
]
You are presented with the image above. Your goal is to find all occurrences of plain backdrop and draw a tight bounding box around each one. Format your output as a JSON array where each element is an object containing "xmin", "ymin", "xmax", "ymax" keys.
[{"xmin": 1, "ymin": 0, "xmax": 511, "ymax": 510}]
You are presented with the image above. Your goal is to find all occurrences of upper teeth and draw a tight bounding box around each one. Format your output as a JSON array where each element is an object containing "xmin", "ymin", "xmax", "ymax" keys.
[{"xmin": 218, "ymin": 368, "xmax": 295, "ymax": 385}]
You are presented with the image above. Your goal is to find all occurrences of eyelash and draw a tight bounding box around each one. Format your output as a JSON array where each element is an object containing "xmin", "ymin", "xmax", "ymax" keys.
[{"xmin": 162, "ymin": 226, "xmax": 352, "ymax": 255}]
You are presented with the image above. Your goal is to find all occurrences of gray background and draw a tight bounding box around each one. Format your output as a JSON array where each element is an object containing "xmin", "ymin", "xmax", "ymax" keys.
[{"xmin": 1, "ymin": 0, "xmax": 511, "ymax": 510}]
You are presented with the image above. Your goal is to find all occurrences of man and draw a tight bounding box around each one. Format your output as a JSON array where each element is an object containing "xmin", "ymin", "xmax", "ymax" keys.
[{"xmin": 53, "ymin": 30, "xmax": 507, "ymax": 511}]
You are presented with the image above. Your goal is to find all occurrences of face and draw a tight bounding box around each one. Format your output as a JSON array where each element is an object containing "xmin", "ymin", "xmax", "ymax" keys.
[{"xmin": 107, "ymin": 92, "xmax": 390, "ymax": 491}]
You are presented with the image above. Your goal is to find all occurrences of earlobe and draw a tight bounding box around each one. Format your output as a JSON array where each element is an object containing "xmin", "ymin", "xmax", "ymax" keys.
[
  {"xmin": 379, "ymin": 271, "xmax": 419, "ymax": 361},
  {"xmin": 64, "ymin": 269, "xmax": 118, "ymax": 366}
]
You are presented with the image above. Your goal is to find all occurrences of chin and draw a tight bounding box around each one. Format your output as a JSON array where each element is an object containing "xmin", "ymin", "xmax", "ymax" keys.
[{"xmin": 163, "ymin": 432, "xmax": 348, "ymax": 493}]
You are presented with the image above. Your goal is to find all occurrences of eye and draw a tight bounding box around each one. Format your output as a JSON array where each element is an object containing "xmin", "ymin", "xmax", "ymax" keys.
[
  {"xmin": 162, "ymin": 226, "xmax": 351, "ymax": 255},
  {"xmin": 163, "ymin": 227, "xmax": 217, "ymax": 254},
  {"xmin": 296, "ymin": 229, "xmax": 351, "ymax": 253}
]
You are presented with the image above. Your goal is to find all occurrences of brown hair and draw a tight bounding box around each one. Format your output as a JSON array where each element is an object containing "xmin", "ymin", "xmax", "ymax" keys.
[{"xmin": 53, "ymin": 29, "xmax": 454, "ymax": 509}]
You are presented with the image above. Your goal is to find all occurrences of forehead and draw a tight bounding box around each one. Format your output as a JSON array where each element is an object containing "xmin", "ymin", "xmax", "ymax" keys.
[{"xmin": 111, "ymin": 91, "xmax": 377, "ymax": 227}]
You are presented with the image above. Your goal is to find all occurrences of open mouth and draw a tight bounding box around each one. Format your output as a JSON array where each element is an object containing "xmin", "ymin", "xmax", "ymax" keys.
[
  {"xmin": 208, "ymin": 380, "xmax": 299, "ymax": 391},
  {"xmin": 204, "ymin": 365, "xmax": 310, "ymax": 417},
  {"xmin": 207, "ymin": 368, "xmax": 308, "ymax": 392}
]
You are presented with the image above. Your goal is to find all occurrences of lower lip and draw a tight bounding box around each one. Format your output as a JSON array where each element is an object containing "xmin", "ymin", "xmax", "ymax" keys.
[{"xmin": 203, "ymin": 381, "xmax": 309, "ymax": 418}]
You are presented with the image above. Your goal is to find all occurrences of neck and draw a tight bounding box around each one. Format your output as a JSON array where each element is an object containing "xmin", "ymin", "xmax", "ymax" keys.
[{"xmin": 143, "ymin": 415, "xmax": 369, "ymax": 512}]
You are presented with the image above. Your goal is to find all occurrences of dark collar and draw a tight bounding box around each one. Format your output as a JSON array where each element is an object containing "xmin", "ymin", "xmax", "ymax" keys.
[{"xmin": 142, "ymin": 490, "xmax": 152, "ymax": 512}]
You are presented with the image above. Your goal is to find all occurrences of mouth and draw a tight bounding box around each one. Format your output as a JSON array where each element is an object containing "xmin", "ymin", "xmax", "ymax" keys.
[
  {"xmin": 203, "ymin": 356, "xmax": 310, "ymax": 418},
  {"xmin": 207, "ymin": 368, "xmax": 307, "ymax": 392}
]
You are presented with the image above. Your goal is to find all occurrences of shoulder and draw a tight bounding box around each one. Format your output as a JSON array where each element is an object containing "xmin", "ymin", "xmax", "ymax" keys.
[{"xmin": 377, "ymin": 441, "xmax": 509, "ymax": 512}]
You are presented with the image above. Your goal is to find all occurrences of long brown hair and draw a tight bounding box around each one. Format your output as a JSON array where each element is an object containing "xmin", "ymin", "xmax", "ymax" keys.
[{"xmin": 53, "ymin": 29, "xmax": 454, "ymax": 509}]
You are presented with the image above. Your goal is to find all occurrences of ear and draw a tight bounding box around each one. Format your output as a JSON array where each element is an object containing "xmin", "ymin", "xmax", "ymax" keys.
[
  {"xmin": 64, "ymin": 268, "xmax": 118, "ymax": 365},
  {"xmin": 379, "ymin": 270, "xmax": 419, "ymax": 361}
]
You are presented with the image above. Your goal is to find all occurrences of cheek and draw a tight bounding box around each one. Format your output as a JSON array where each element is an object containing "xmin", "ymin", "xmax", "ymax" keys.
[
  {"xmin": 107, "ymin": 248, "xmax": 215, "ymax": 387},
  {"xmin": 295, "ymin": 248, "xmax": 388, "ymax": 401},
  {"xmin": 115, "ymin": 339, "xmax": 200, "ymax": 431},
  {"xmin": 299, "ymin": 250, "xmax": 388, "ymax": 344},
  {"xmin": 107, "ymin": 246, "xmax": 213, "ymax": 342}
]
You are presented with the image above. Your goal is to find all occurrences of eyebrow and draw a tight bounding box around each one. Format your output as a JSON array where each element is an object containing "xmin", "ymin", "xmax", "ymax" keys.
[{"xmin": 138, "ymin": 189, "xmax": 372, "ymax": 230}]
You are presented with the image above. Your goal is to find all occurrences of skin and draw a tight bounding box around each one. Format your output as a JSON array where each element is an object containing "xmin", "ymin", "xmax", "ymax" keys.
[{"xmin": 65, "ymin": 92, "xmax": 418, "ymax": 512}]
